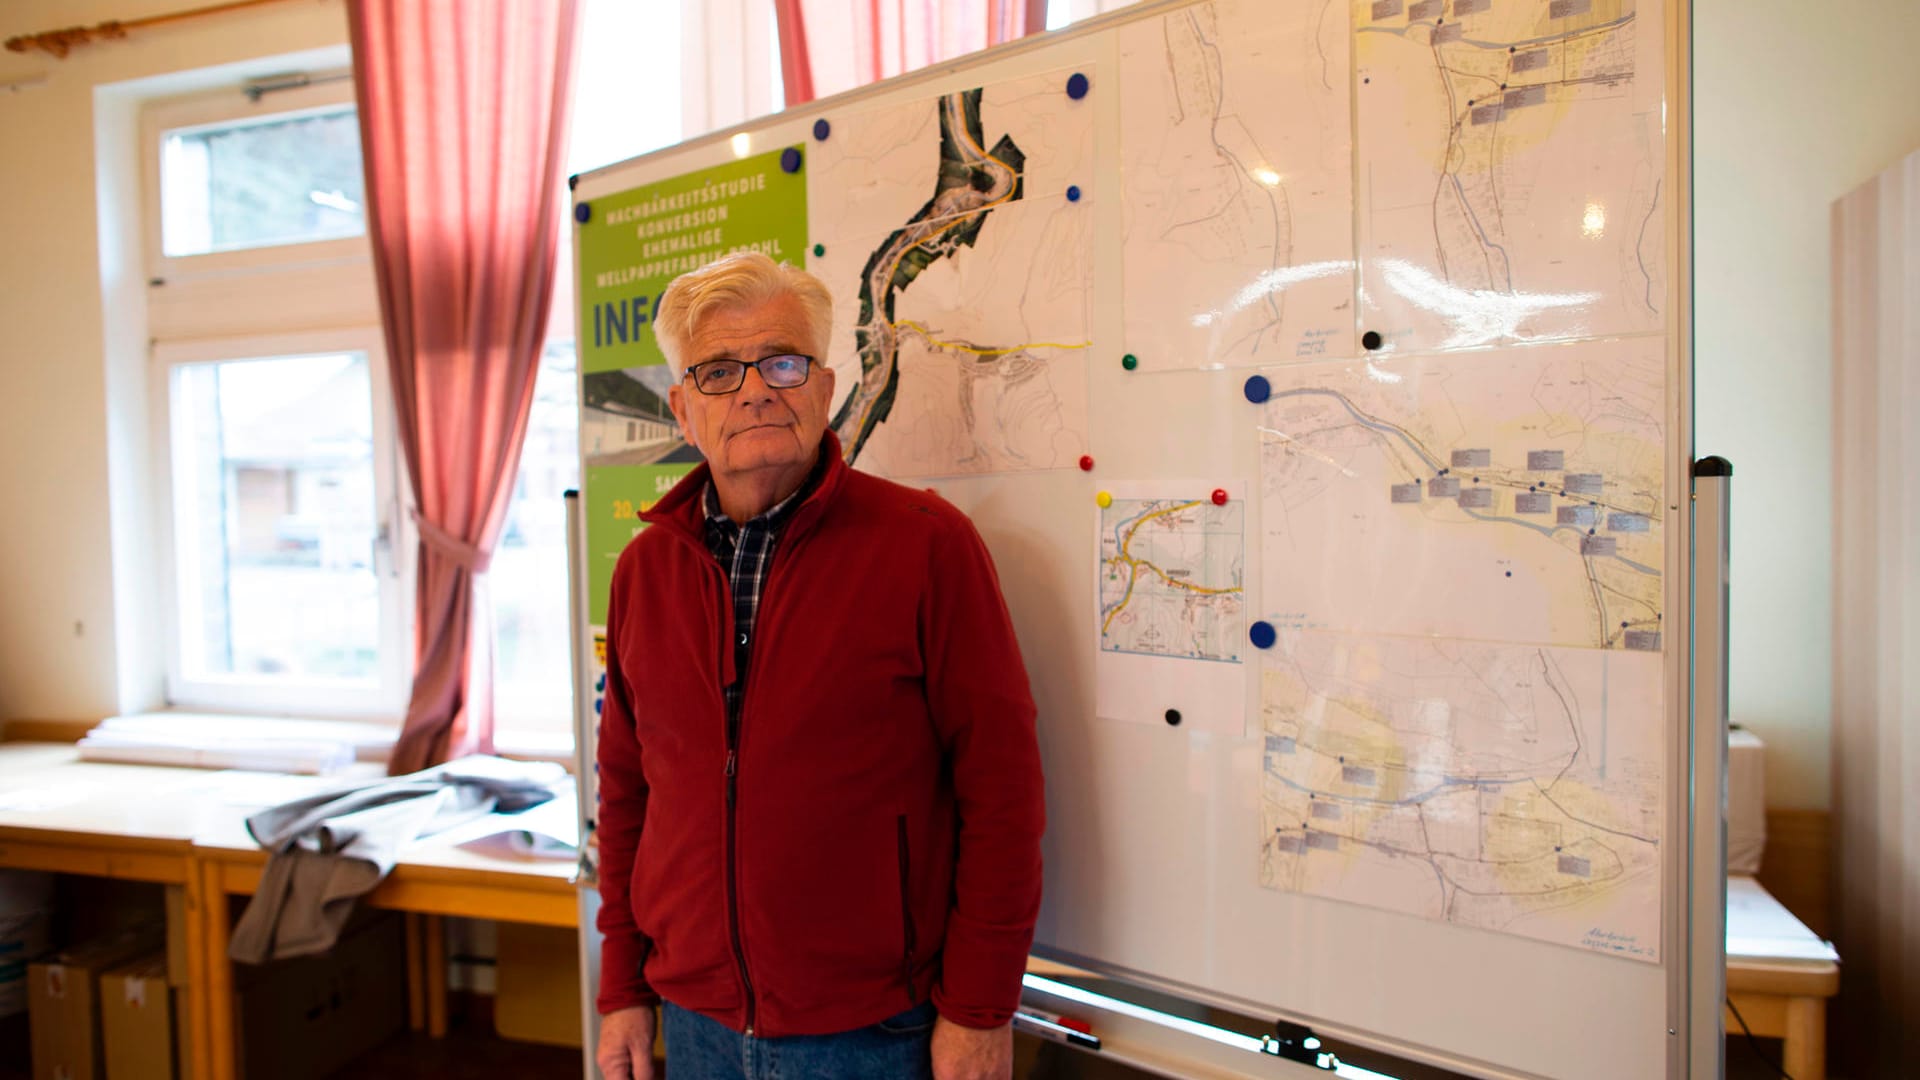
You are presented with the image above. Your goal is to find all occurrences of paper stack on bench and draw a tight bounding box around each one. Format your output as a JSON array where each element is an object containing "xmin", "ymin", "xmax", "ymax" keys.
[{"xmin": 78, "ymin": 713, "xmax": 395, "ymax": 775}]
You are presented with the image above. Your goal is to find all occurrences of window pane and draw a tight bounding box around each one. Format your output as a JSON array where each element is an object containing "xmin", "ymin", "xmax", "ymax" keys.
[
  {"xmin": 492, "ymin": 342, "xmax": 582, "ymax": 731},
  {"xmin": 161, "ymin": 107, "xmax": 365, "ymax": 256},
  {"xmin": 170, "ymin": 353, "xmax": 380, "ymax": 682}
]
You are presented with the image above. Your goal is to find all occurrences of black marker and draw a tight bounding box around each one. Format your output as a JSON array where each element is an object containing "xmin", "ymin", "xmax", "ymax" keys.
[{"xmin": 1013, "ymin": 1011, "xmax": 1102, "ymax": 1050}]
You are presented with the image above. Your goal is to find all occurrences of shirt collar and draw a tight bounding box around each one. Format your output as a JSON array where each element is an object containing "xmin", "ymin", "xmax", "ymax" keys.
[{"xmin": 701, "ymin": 450, "xmax": 827, "ymax": 531}]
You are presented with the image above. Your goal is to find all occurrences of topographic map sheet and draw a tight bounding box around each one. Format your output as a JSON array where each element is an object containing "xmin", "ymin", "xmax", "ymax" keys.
[
  {"xmin": 1096, "ymin": 480, "xmax": 1248, "ymax": 734},
  {"xmin": 1118, "ymin": 0, "xmax": 1353, "ymax": 369},
  {"xmin": 1258, "ymin": 628, "xmax": 1663, "ymax": 960},
  {"xmin": 1355, "ymin": 0, "xmax": 1666, "ymax": 352},
  {"xmin": 807, "ymin": 72, "xmax": 1094, "ymax": 478},
  {"xmin": 1258, "ymin": 338, "xmax": 1665, "ymax": 652}
]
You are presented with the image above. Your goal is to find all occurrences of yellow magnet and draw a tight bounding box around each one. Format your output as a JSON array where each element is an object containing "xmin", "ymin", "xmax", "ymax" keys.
[{"xmin": 1096, "ymin": 491, "xmax": 1113, "ymax": 508}]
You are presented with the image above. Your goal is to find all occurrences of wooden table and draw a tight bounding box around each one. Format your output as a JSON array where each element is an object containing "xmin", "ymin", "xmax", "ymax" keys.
[
  {"xmin": 190, "ymin": 775, "xmax": 582, "ymax": 1080},
  {"xmin": 0, "ymin": 745, "xmax": 228, "ymax": 1077},
  {"xmin": 1724, "ymin": 874, "xmax": 1841, "ymax": 1080},
  {"xmin": 0, "ymin": 744, "xmax": 583, "ymax": 1080}
]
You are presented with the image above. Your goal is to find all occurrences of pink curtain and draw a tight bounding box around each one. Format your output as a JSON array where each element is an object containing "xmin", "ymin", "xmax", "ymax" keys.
[
  {"xmin": 347, "ymin": 0, "xmax": 580, "ymax": 774},
  {"xmin": 774, "ymin": 0, "xmax": 1048, "ymax": 104}
]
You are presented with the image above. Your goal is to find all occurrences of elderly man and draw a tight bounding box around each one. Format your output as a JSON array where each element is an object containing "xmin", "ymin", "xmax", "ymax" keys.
[{"xmin": 594, "ymin": 251, "xmax": 1045, "ymax": 1080}]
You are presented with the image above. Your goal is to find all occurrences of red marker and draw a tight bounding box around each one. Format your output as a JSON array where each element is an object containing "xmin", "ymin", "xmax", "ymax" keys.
[
  {"xmin": 1020, "ymin": 1005, "xmax": 1093, "ymax": 1034},
  {"xmin": 1212, "ymin": 488, "xmax": 1229, "ymax": 506},
  {"xmin": 1079, "ymin": 455, "xmax": 1095, "ymax": 471}
]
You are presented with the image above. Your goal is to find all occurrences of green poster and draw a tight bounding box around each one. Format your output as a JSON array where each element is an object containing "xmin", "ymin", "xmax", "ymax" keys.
[
  {"xmin": 578, "ymin": 147, "xmax": 807, "ymax": 623},
  {"xmin": 586, "ymin": 463, "xmax": 697, "ymax": 625},
  {"xmin": 576, "ymin": 147, "xmax": 810, "ymax": 375}
]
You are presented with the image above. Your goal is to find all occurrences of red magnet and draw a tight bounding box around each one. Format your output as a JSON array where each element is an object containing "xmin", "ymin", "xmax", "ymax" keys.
[
  {"xmin": 1211, "ymin": 488, "xmax": 1229, "ymax": 506},
  {"xmin": 1079, "ymin": 455, "xmax": 1095, "ymax": 472}
]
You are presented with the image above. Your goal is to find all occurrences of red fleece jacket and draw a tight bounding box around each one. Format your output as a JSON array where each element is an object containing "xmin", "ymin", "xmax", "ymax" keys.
[{"xmin": 594, "ymin": 432, "xmax": 1045, "ymax": 1036}]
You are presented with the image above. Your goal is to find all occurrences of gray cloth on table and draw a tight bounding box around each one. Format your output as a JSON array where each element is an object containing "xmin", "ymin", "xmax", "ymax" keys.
[{"xmin": 228, "ymin": 757, "xmax": 561, "ymax": 963}]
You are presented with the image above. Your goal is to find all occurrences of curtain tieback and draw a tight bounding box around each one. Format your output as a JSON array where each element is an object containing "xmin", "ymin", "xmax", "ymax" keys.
[{"xmin": 411, "ymin": 510, "xmax": 492, "ymax": 575}]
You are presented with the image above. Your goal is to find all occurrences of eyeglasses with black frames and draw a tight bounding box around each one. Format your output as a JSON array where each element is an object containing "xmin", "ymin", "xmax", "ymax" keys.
[{"xmin": 683, "ymin": 354, "xmax": 815, "ymax": 395}]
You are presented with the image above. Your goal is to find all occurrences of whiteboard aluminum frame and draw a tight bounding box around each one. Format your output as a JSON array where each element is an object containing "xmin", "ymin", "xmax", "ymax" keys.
[{"xmin": 569, "ymin": 0, "xmax": 1706, "ymax": 1074}]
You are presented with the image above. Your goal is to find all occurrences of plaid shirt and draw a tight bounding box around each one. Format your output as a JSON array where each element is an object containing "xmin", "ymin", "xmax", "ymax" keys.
[{"xmin": 701, "ymin": 470, "xmax": 818, "ymax": 726}]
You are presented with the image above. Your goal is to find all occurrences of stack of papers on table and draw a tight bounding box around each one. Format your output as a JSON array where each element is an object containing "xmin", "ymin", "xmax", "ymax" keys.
[
  {"xmin": 1726, "ymin": 875, "xmax": 1840, "ymax": 964},
  {"xmin": 77, "ymin": 713, "xmax": 393, "ymax": 775}
]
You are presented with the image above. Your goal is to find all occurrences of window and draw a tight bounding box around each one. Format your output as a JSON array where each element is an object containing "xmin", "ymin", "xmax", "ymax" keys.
[
  {"xmin": 489, "ymin": 343, "xmax": 581, "ymax": 734},
  {"xmin": 155, "ymin": 332, "xmax": 408, "ymax": 716},
  {"xmin": 488, "ymin": 0, "xmax": 695, "ymax": 739},
  {"xmin": 1045, "ymin": 0, "xmax": 1143, "ymax": 31},
  {"xmin": 137, "ymin": 0, "xmax": 713, "ymax": 741},
  {"xmin": 159, "ymin": 104, "xmax": 365, "ymax": 257},
  {"xmin": 144, "ymin": 72, "xmax": 404, "ymax": 719},
  {"xmin": 142, "ymin": 74, "xmax": 366, "ymax": 284}
]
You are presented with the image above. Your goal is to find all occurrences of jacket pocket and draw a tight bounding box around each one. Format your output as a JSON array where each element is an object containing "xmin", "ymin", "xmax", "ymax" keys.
[{"xmin": 897, "ymin": 814, "xmax": 917, "ymax": 1005}]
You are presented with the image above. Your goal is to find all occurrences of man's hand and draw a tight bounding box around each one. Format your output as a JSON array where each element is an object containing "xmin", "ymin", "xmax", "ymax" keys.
[
  {"xmin": 931, "ymin": 1016, "xmax": 1013, "ymax": 1080},
  {"xmin": 596, "ymin": 1006, "xmax": 656, "ymax": 1080}
]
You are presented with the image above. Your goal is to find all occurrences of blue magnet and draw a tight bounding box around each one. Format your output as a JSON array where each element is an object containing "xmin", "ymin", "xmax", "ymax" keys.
[
  {"xmin": 1249, "ymin": 620, "xmax": 1277, "ymax": 650},
  {"xmin": 1066, "ymin": 72, "xmax": 1090, "ymax": 100},
  {"xmin": 574, "ymin": 202, "xmax": 591, "ymax": 223},
  {"xmin": 1244, "ymin": 374, "xmax": 1272, "ymax": 404},
  {"xmin": 1066, "ymin": 184, "xmax": 1082, "ymax": 202},
  {"xmin": 780, "ymin": 146, "xmax": 803, "ymax": 173},
  {"xmin": 813, "ymin": 118, "xmax": 831, "ymax": 141}
]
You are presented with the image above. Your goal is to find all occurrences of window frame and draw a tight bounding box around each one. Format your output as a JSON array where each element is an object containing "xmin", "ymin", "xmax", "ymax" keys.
[
  {"xmin": 148, "ymin": 327, "xmax": 413, "ymax": 720},
  {"xmin": 139, "ymin": 74, "xmax": 368, "ymax": 284}
]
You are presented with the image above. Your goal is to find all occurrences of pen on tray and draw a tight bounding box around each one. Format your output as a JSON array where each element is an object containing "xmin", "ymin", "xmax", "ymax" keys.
[{"xmin": 1013, "ymin": 1010, "xmax": 1102, "ymax": 1050}]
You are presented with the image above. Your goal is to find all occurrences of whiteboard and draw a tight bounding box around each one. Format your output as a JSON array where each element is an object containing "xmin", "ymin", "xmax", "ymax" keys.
[{"xmin": 572, "ymin": 0, "xmax": 1698, "ymax": 1076}]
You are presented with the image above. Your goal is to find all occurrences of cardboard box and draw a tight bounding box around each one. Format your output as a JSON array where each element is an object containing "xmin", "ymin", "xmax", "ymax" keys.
[
  {"xmin": 100, "ymin": 955, "xmax": 173, "ymax": 1080},
  {"xmin": 494, "ymin": 922, "xmax": 582, "ymax": 1047},
  {"xmin": 233, "ymin": 911, "xmax": 406, "ymax": 1080},
  {"xmin": 27, "ymin": 926, "xmax": 162, "ymax": 1080}
]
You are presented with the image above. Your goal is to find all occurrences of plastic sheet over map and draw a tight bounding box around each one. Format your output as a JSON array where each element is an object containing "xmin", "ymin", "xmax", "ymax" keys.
[
  {"xmin": 806, "ymin": 72, "xmax": 1095, "ymax": 478},
  {"xmin": 1117, "ymin": 0, "xmax": 1355, "ymax": 370},
  {"xmin": 1095, "ymin": 479, "xmax": 1248, "ymax": 734}
]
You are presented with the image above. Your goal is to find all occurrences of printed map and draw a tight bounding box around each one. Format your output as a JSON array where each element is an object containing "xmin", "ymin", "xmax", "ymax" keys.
[
  {"xmin": 1355, "ymin": 0, "xmax": 1666, "ymax": 351},
  {"xmin": 1259, "ymin": 338, "xmax": 1665, "ymax": 652},
  {"xmin": 807, "ymin": 74, "xmax": 1094, "ymax": 478},
  {"xmin": 1259, "ymin": 629, "xmax": 1663, "ymax": 960},
  {"xmin": 1118, "ymin": 0, "xmax": 1354, "ymax": 368},
  {"xmin": 1100, "ymin": 497, "xmax": 1246, "ymax": 663}
]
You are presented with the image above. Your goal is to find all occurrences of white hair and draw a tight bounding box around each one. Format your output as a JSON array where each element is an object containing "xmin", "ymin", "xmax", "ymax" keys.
[{"xmin": 653, "ymin": 251, "xmax": 834, "ymax": 379}]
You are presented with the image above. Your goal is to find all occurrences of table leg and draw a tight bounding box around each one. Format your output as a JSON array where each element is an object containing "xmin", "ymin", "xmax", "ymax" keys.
[
  {"xmin": 200, "ymin": 861, "xmax": 236, "ymax": 1080},
  {"xmin": 1783, "ymin": 996, "xmax": 1826, "ymax": 1080},
  {"xmin": 181, "ymin": 873, "xmax": 209, "ymax": 1080},
  {"xmin": 424, "ymin": 913, "xmax": 448, "ymax": 1038},
  {"xmin": 405, "ymin": 912, "xmax": 425, "ymax": 1031}
]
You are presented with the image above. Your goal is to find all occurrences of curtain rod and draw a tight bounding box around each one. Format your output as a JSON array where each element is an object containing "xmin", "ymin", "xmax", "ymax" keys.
[{"xmin": 5, "ymin": 0, "xmax": 293, "ymax": 59}]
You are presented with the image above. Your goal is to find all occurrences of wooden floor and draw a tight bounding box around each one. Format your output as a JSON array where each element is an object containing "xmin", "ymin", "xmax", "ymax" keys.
[{"xmin": 324, "ymin": 1023, "xmax": 583, "ymax": 1079}]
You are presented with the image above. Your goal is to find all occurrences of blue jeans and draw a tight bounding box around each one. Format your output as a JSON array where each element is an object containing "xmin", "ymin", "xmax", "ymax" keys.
[{"xmin": 661, "ymin": 999, "xmax": 936, "ymax": 1080}]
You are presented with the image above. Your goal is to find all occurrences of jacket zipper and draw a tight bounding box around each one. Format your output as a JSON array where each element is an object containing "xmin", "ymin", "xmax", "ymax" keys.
[
  {"xmin": 897, "ymin": 814, "xmax": 917, "ymax": 1005},
  {"xmin": 705, "ymin": 503, "xmax": 816, "ymax": 1037},
  {"xmin": 718, "ymin": 549, "xmax": 758, "ymax": 1037},
  {"xmin": 724, "ymin": 536, "xmax": 798, "ymax": 1038},
  {"xmin": 725, "ymin": 737, "xmax": 755, "ymax": 1034}
]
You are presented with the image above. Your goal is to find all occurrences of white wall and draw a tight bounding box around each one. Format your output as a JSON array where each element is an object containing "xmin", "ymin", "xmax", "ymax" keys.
[
  {"xmin": 0, "ymin": 0, "xmax": 350, "ymax": 722},
  {"xmin": 1694, "ymin": 0, "xmax": 1920, "ymax": 810}
]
